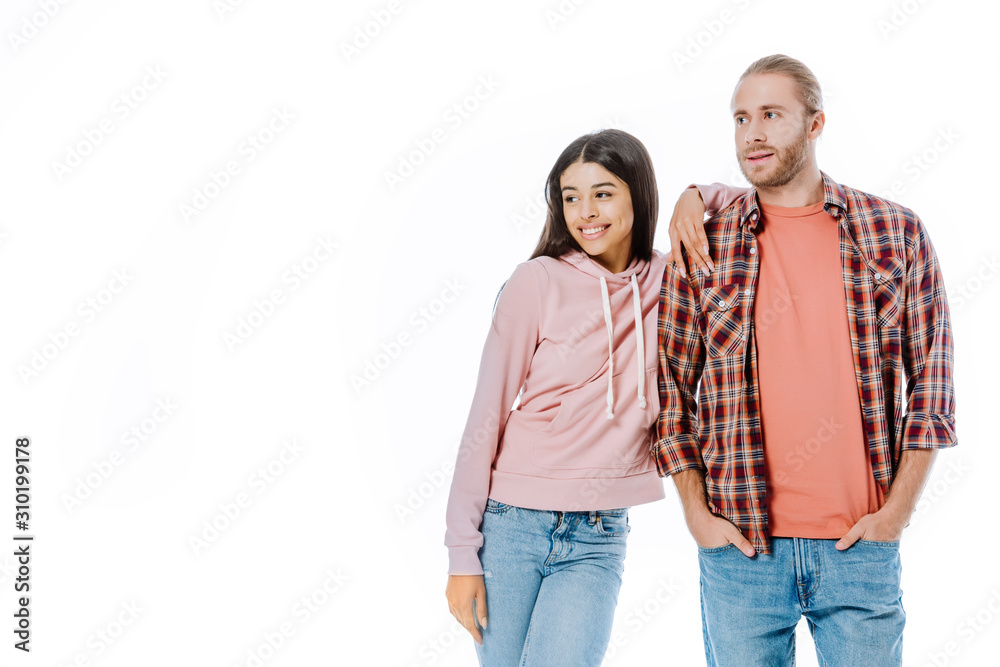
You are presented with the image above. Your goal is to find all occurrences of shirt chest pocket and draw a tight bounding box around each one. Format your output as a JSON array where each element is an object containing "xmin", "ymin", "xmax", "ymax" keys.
[
  {"xmin": 870, "ymin": 256, "xmax": 905, "ymax": 328},
  {"xmin": 700, "ymin": 283, "xmax": 745, "ymax": 357}
]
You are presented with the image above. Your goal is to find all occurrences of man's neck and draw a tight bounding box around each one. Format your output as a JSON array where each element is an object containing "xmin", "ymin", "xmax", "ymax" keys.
[{"xmin": 755, "ymin": 166, "xmax": 824, "ymax": 208}]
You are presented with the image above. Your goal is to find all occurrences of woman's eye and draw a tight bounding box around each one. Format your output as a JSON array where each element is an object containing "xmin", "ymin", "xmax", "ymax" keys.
[
  {"xmin": 596, "ymin": 192, "xmax": 611, "ymax": 199},
  {"xmin": 564, "ymin": 195, "xmax": 578, "ymax": 203}
]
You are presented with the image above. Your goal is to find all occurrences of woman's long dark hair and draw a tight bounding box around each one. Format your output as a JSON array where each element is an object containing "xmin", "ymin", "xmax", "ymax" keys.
[{"xmin": 530, "ymin": 129, "xmax": 658, "ymax": 263}]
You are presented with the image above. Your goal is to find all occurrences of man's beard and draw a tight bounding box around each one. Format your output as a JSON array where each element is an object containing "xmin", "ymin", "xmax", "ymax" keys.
[{"xmin": 738, "ymin": 125, "xmax": 810, "ymax": 188}]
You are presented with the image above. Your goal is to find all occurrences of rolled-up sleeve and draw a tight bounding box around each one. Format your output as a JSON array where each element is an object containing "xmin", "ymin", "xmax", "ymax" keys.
[
  {"xmin": 899, "ymin": 216, "xmax": 957, "ymax": 451},
  {"xmin": 654, "ymin": 261, "xmax": 706, "ymax": 476}
]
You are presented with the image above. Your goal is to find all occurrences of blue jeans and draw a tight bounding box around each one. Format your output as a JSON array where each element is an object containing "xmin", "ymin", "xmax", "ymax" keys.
[
  {"xmin": 474, "ymin": 498, "xmax": 629, "ymax": 666},
  {"xmin": 698, "ymin": 537, "xmax": 906, "ymax": 666}
]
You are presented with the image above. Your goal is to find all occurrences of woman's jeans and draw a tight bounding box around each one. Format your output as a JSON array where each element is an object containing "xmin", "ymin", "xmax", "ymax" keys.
[
  {"xmin": 474, "ymin": 498, "xmax": 629, "ymax": 667},
  {"xmin": 698, "ymin": 537, "xmax": 906, "ymax": 666}
]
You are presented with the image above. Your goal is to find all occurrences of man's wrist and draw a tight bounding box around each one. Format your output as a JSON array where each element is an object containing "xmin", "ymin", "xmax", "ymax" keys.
[
  {"xmin": 877, "ymin": 499, "xmax": 912, "ymax": 530},
  {"xmin": 683, "ymin": 503, "xmax": 715, "ymax": 524}
]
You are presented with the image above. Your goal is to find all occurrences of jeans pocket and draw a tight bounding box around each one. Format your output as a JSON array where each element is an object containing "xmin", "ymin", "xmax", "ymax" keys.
[
  {"xmin": 484, "ymin": 498, "xmax": 513, "ymax": 515},
  {"xmin": 856, "ymin": 539, "xmax": 900, "ymax": 548},
  {"xmin": 697, "ymin": 543, "xmax": 737, "ymax": 555},
  {"xmin": 595, "ymin": 510, "xmax": 630, "ymax": 538}
]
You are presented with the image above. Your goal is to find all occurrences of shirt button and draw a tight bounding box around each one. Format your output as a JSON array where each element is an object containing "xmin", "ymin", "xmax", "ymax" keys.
[
  {"xmin": 749, "ymin": 247, "xmax": 756, "ymax": 255},
  {"xmin": 751, "ymin": 213, "xmax": 758, "ymax": 220},
  {"xmin": 744, "ymin": 289, "xmax": 751, "ymax": 296},
  {"xmin": 874, "ymin": 273, "xmax": 882, "ymax": 281},
  {"xmin": 718, "ymin": 299, "xmax": 726, "ymax": 308}
]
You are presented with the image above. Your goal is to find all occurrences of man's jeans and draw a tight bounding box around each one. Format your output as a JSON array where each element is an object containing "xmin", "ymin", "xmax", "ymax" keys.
[
  {"xmin": 474, "ymin": 498, "xmax": 629, "ymax": 666},
  {"xmin": 698, "ymin": 537, "xmax": 905, "ymax": 666}
]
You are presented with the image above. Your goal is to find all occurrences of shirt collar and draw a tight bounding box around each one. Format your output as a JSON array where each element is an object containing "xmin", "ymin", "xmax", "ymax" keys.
[{"xmin": 738, "ymin": 171, "xmax": 849, "ymax": 230}]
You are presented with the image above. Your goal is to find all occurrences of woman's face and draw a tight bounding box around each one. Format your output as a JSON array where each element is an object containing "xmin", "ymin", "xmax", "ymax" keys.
[{"xmin": 560, "ymin": 160, "xmax": 634, "ymax": 274}]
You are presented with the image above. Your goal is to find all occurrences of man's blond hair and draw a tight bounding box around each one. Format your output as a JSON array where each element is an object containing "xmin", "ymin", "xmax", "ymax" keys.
[{"xmin": 734, "ymin": 54, "xmax": 823, "ymax": 115}]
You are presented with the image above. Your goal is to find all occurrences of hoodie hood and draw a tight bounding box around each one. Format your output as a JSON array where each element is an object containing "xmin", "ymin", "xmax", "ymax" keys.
[{"xmin": 560, "ymin": 249, "xmax": 649, "ymax": 281}]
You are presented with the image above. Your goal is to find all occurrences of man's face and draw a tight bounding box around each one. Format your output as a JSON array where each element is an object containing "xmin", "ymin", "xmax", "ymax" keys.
[{"xmin": 732, "ymin": 73, "xmax": 816, "ymax": 189}]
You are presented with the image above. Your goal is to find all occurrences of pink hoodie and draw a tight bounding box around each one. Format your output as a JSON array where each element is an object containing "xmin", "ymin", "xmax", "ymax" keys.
[
  {"xmin": 444, "ymin": 249, "xmax": 667, "ymax": 574},
  {"xmin": 444, "ymin": 183, "xmax": 743, "ymax": 575}
]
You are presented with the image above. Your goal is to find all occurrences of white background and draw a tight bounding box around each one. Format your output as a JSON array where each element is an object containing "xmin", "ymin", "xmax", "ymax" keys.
[{"xmin": 1, "ymin": 0, "xmax": 996, "ymax": 665}]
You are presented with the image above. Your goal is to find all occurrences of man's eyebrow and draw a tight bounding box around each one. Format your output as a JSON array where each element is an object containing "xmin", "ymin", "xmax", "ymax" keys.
[{"xmin": 734, "ymin": 104, "xmax": 789, "ymax": 116}]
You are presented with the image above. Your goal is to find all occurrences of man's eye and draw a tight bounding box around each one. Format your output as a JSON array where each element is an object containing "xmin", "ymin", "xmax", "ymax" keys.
[{"xmin": 765, "ymin": 112, "xmax": 777, "ymax": 119}]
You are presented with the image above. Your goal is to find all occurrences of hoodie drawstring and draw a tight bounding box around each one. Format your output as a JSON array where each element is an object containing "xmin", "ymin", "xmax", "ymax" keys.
[
  {"xmin": 599, "ymin": 276, "xmax": 615, "ymax": 419},
  {"xmin": 631, "ymin": 274, "xmax": 646, "ymax": 410},
  {"xmin": 599, "ymin": 274, "xmax": 647, "ymax": 420}
]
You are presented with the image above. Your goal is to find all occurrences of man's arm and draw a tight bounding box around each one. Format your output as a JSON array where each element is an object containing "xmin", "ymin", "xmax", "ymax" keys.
[
  {"xmin": 672, "ymin": 470, "xmax": 756, "ymax": 556},
  {"xmin": 897, "ymin": 216, "xmax": 957, "ymax": 451},
  {"xmin": 655, "ymin": 261, "xmax": 706, "ymax": 476},
  {"xmin": 837, "ymin": 215, "xmax": 956, "ymax": 549},
  {"xmin": 656, "ymin": 261, "xmax": 755, "ymax": 556},
  {"xmin": 835, "ymin": 449, "xmax": 937, "ymax": 549}
]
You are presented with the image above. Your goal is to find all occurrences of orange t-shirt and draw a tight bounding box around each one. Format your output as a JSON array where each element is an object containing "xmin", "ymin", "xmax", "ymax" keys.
[{"xmin": 754, "ymin": 200, "xmax": 883, "ymax": 538}]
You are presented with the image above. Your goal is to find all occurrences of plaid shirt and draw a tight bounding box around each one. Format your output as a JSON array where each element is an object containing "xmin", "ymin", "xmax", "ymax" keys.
[{"xmin": 655, "ymin": 172, "xmax": 957, "ymax": 554}]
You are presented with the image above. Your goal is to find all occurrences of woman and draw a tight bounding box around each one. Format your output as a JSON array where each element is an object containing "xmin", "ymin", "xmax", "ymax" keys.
[{"xmin": 444, "ymin": 129, "xmax": 739, "ymax": 666}]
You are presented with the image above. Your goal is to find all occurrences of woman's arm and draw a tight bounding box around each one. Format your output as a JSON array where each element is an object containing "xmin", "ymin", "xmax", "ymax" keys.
[
  {"xmin": 667, "ymin": 183, "xmax": 748, "ymax": 277},
  {"xmin": 444, "ymin": 261, "xmax": 542, "ymax": 643}
]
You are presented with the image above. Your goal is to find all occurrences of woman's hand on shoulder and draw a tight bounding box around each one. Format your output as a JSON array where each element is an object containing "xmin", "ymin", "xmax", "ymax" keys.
[{"xmin": 667, "ymin": 187, "xmax": 714, "ymax": 278}]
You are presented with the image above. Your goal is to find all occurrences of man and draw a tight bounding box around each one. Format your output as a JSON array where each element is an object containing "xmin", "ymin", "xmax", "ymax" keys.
[{"xmin": 656, "ymin": 54, "xmax": 956, "ymax": 666}]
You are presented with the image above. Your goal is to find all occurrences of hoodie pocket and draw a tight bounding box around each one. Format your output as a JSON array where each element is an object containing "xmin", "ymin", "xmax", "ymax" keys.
[
  {"xmin": 700, "ymin": 283, "xmax": 745, "ymax": 357},
  {"xmin": 531, "ymin": 368, "xmax": 657, "ymax": 471}
]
